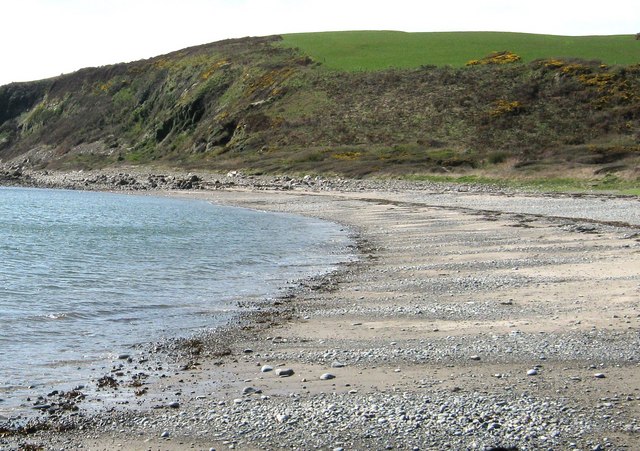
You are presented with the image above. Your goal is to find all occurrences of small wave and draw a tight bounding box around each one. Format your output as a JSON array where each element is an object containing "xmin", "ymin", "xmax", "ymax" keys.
[
  {"xmin": 43, "ymin": 312, "xmax": 87, "ymax": 320},
  {"xmin": 39, "ymin": 358, "xmax": 98, "ymax": 368}
]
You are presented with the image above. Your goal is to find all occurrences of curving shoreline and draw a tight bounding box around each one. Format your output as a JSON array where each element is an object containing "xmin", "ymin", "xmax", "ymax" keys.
[{"xmin": 2, "ymin": 169, "xmax": 640, "ymax": 450}]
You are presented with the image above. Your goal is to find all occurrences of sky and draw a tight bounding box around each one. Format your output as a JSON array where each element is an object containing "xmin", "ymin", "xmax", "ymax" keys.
[{"xmin": 1, "ymin": 0, "xmax": 638, "ymax": 86}]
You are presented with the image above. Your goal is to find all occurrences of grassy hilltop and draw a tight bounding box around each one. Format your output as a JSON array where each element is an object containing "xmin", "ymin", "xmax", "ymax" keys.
[
  {"xmin": 281, "ymin": 31, "xmax": 639, "ymax": 70},
  {"xmin": 1, "ymin": 31, "xmax": 639, "ymax": 191}
]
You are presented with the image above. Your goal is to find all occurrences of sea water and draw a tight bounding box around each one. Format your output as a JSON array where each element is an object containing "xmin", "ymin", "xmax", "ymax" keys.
[{"xmin": 0, "ymin": 187, "xmax": 353, "ymax": 414}]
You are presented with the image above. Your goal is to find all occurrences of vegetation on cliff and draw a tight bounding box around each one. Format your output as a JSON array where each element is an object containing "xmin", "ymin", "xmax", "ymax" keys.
[{"xmin": 0, "ymin": 32, "xmax": 638, "ymax": 187}]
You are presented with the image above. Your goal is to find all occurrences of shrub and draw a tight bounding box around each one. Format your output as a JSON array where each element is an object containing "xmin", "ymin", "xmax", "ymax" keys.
[
  {"xmin": 487, "ymin": 151, "xmax": 509, "ymax": 164},
  {"xmin": 489, "ymin": 100, "xmax": 524, "ymax": 117},
  {"xmin": 467, "ymin": 51, "xmax": 521, "ymax": 66}
]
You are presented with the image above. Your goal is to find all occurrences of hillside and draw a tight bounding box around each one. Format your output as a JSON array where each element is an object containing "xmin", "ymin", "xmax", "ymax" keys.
[{"xmin": 1, "ymin": 32, "xmax": 639, "ymax": 187}]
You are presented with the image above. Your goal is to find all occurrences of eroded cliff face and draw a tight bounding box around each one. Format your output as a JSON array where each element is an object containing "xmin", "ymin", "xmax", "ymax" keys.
[
  {"xmin": 0, "ymin": 36, "xmax": 309, "ymax": 170},
  {"xmin": 1, "ymin": 35, "xmax": 639, "ymax": 178}
]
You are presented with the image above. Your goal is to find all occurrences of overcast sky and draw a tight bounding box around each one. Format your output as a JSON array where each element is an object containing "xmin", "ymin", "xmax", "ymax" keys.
[{"xmin": 1, "ymin": 0, "xmax": 638, "ymax": 86}]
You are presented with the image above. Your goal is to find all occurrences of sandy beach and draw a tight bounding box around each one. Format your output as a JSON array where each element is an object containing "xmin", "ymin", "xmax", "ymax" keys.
[{"xmin": 2, "ymin": 173, "xmax": 640, "ymax": 450}]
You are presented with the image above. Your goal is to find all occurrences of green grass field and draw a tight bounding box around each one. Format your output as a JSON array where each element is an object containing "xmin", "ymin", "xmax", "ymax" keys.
[{"xmin": 281, "ymin": 31, "xmax": 640, "ymax": 70}]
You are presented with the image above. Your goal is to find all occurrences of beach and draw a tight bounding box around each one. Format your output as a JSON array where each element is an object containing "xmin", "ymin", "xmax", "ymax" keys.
[{"xmin": 2, "ymin": 171, "xmax": 640, "ymax": 450}]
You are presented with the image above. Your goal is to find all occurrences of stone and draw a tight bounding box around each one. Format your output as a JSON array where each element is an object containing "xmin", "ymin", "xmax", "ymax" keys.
[
  {"xmin": 331, "ymin": 361, "xmax": 346, "ymax": 368},
  {"xmin": 276, "ymin": 368, "xmax": 294, "ymax": 377},
  {"xmin": 276, "ymin": 413, "xmax": 290, "ymax": 423},
  {"xmin": 261, "ymin": 365, "xmax": 274, "ymax": 373},
  {"xmin": 594, "ymin": 373, "xmax": 606, "ymax": 379},
  {"xmin": 527, "ymin": 369, "xmax": 538, "ymax": 376},
  {"xmin": 168, "ymin": 402, "xmax": 180, "ymax": 408},
  {"xmin": 469, "ymin": 355, "xmax": 481, "ymax": 361},
  {"xmin": 320, "ymin": 373, "xmax": 336, "ymax": 380},
  {"xmin": 32, "ymin": 404, "xmax": 51, "ymax": 411},
  {"xmin": 161, "ymin": 431, "xmax": 170, "ymax": 438}
]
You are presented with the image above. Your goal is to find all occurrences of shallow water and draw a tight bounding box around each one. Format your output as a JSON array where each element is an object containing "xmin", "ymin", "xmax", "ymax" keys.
[{"xmin": 0, "ymin": 187, "xmax": 352, "ymax": 413}]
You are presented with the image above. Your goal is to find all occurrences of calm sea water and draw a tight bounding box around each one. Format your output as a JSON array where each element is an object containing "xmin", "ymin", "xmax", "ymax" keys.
[{"xmin": 0, "ymin": 187, "xmax": 352, "ymax": 413}]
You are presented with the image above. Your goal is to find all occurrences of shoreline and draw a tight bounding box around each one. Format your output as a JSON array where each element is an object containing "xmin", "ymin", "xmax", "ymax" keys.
[
  {"xmin": 0, "ymin": 183, "xmax": 359, "ymax": 421},
  {"xmin": 2, "ymin": 171, "xmax": 640, "ymax": 450}
]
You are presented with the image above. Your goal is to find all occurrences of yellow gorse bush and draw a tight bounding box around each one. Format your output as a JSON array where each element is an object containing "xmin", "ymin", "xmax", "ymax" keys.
[
  {"xmin": 467, "ymin": 51, "xmax": 521, "ymax": 66},
  {"xmin": 489, "ymin": 99, "xmax": 523, "ymax": 117}
]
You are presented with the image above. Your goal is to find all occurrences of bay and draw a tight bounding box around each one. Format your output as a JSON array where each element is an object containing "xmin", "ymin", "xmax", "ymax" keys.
[{"xmin": 0, "ymin": 187, "xmax": 353, "ymax": 412}]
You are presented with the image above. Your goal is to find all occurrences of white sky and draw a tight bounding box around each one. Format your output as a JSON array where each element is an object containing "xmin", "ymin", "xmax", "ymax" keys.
[{"xmin": 1, "ymin": 0, "xmax": 638, "ymax": 86}]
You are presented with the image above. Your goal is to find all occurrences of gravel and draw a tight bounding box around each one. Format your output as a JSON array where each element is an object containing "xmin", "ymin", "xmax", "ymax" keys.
[{"xmin": 38, "ymin": 389, "xmax": 637, "ymax": 450}]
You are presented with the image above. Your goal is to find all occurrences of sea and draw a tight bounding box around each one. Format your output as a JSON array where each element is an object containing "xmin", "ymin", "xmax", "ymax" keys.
[{"xmin": 0, "ymin": 187, "xmax": 353, "ymax": 416}]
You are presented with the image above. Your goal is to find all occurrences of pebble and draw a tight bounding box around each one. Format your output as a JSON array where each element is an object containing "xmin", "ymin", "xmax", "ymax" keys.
[
  {"xmin": 275, "ymin": 368, "xmax": 295, "ymax": 377},
  {"xmin": 320, "ymin": 373, "xmax": 336, "ymax": 380},
  {"xmin": 161, "ymin": 431, "xmax": 170, "ymax": 438},
  {"xmin": 469, "ymin": 355, "xmax": 481, "ymax": 361},
  {"xmin": 261, "ymin": 365, "xmax": 274, "ymax": 372},
  {"xmin": 168, "ymin": 402, "xmax": 180, "ymax": 409},
  {"xmin": 594, "ymin": 373, "xmax": 606, "ymax": 379},
  {"xmin": 331, "ymin": 361, "xmax": 346, "ymax": 368},
  {"xmin": 527, "ymin": 369, "xmax": 538, "ymax": 376}
]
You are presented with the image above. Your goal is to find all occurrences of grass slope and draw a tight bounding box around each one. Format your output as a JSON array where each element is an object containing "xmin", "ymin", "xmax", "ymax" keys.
[{"xmin": 281, "ymin": 31, "xmax": 640, "ymax": 70}]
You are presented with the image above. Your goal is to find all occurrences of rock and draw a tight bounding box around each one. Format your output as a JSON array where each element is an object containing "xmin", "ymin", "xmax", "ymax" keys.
[
  {"xmin": 469, "ymin": 355, "xmax": 481, "ymax": 361},
  {"xmin": 243, "ymin": 348, "xmax": 253, "ymax": 354},
  {"xmin": 118, "ymin": 354, "xmax": 130, "ymax": 360},
  {"xmin": 276, "ymin": 413, "xmax": 290, "ymax": 423},
  {"xmin": 320, "ymin": 373, "xmax": 336, "ymax": 380},
  {"xmin": 527, "ymin": 369, "xmax": 538, "ymax": 376},
  {"xmin": 32, "ymin": 404, "xmax": 51, "ymax": 411},
  {"xmin": 168, "ymin": 401, "xmax": 180, "ymax": 408},
  {"xmin": 242, "ymin": 386, "xmax": 259, "ymax": 395},
  {"xmin": 331, "ymin": 361, "xmax": 346, "ymax": 368},
  {"xmin": 161, "ymin": 431, "xmax": 170, "ymax": 438},
  {"xmin": 594, "ymin": 373, "xmax": 606, "ymax": 378},
  {"xmin": 275, "ymin": 368, "xmax": 294, "ymax": 377},
  {"xmin": 261, "ymin": 365, "xmax": 274, "ymax": 373}
]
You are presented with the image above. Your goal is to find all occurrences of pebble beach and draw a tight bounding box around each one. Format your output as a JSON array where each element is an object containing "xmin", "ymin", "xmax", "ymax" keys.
[{"xmin": 1, "ymin": 168, "xmax": 640, "ymax": 450}]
